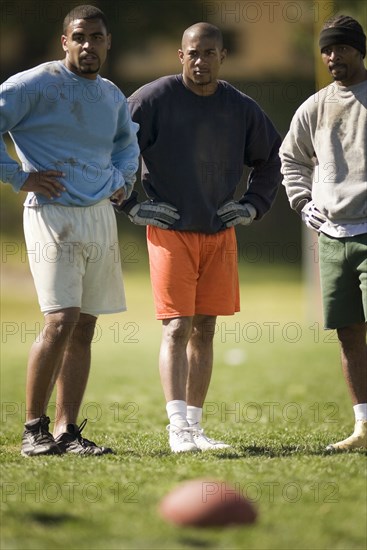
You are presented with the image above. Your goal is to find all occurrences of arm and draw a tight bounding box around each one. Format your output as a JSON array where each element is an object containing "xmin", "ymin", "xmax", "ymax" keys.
[
  {"xmin": 240, "ymin": 106, "xmax": 282, "ymax": 220},
  {"xmin": 0, "ymin": 135, "xmax": 28, "ymax": 191},
  {"xmin": 218, "ymin": 104, "xmax": 282, "ymax": 227},
  {"xmin": 279, "ymin": 107, "xmax": 316, "ymax": 214},
  {"xmin": 0, "ymin": 78, "xmax": 65, "ymax": 198},
  {"xmin": 0, "ymin": 80, "xmax": 32, "ymax": 191},
  {"xmin": 280, "ymin": 106, "xmax": 327, "ymax": 231},
  {"xmin": 110, "ymin": 94, "xmax": 140, "ymax": 203},
  {"xmin": 113, "ymin": 90, "xmax": 179, "ymax": 228}
]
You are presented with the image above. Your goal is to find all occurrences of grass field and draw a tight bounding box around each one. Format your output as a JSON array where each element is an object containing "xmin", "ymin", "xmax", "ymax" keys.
[{"xmin": 1, "ymin": 251, "xmax": 366, "ymax": 550}]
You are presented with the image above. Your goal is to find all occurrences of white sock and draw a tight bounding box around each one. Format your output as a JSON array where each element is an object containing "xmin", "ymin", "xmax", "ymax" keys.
[
  {"xmin": 166, "ymin": 400, "xmax": 188, "ymax": 428},
  {"xmin": 187, "ymin": 405, "xmax": 203, "ymax": 427},
  {"xmin": 353, "ymin": 403, "xmax": 367, "ymax": 422}
]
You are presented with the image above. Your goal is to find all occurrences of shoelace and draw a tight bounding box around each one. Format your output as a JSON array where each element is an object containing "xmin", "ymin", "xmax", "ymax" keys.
[
  {"xmin": 191, "ymin": 427, "xmax": 214, "ymax": 442},
  {"xmin": 72, "ymin": 419, "xmax": 110, "ymax": 452},
  {"xmin": 33, "ymin": 415, "xmax": 54, "ymax": 442},
  {"xmin": 39, "ymin": 415, "xmax": 51, "ymax": 429},
  {"xmin": 73, "ymin": 418, "xmax": 95, "ymax": 446},
  {"xmin": 190, "ymin": 427, "xmax": 225, "ymax": 444},
  {"xmin": 167, "ymin": 425, "xmax": 195, "ymax": 440},
  {"xmin": 184, "ymin": 424, "xmax": 209, "ymax": 438}
]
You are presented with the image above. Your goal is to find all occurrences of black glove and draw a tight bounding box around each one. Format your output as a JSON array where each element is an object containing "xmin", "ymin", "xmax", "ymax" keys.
[{"xmin": 115, "ymin": 191, "xmax": 180, "ymax": 229}]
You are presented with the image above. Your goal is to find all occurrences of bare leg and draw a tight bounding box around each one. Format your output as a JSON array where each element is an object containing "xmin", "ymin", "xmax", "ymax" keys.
[
  {"xmin": 25, "ymin": 308, "xmax": 81, "ymax": 421},
  {"xmin": 53, "ymin": 313, "xmax": 97, "ymax": 437},
  {"xmin": 186, "ymin": 315, "xmax": 230, "ymax": 449},
  {"xmin": 186, "ymin": 315, "xmax": 217, "ymax": 407},
  {"xmin": 327, "ymin": 323, "xmax": 367, "ymax": 450},
  {"xmin": 160, "ymin": 315, "xmax": 227, "ymax": 452},
  {"xmin": 337, "ymin": 323, "xmax": 367, "ymax": 405},
  {"xmin": 159, "ymin": 317, "xmax": 193, "ymax": 402},
  {"xmin": 160, "ymin": 317, "xmax": 202, "ymax": 453}
]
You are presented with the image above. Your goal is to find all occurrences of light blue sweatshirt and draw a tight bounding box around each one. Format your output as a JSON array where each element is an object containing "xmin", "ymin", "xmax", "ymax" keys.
[{"xmin": 0, "ymin": 60, "xmax": 139, "ymax": 206}]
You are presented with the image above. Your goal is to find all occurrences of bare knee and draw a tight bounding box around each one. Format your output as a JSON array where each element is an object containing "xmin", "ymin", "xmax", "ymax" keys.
[
  {"xmin": 162, "ymin": 317, "xmax": 193, "ymax": 345},
  {"xmin": 71, "ymin": 314, "xmax": 97, "ymax": 347},
  {"xmin": 337, "ymin": 323, "xmax": 366, "ymax": 348},
  {"xmin": 191, "ymin": 315, "xmax": 217, "ymax": 344},
  {"xmin": 42, "ymin": 308, "xmax": 81, "ymax": 344}
]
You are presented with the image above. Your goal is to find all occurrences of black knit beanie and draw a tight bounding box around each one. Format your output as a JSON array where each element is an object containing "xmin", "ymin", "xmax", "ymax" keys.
[{"xmin": 319, "ymin": 26, "xmax": 366, "ymax": 58}]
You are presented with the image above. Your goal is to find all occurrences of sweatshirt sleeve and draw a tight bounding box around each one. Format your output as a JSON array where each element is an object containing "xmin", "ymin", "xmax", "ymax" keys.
[
  {"xmin": 128, "ymin": 90, "xmax": 155, "ymax": 154},
  {"xmin": 279, "ymin": 103, "xmax": 315, "ymax": 214},
  {"xmin": 111, "ymin": 92, "xmax": 140, "ymax": 188},
  {"xmin": 239, "ymin": 103, "xmax": 282, "ymax": 219},
  {"xmin": 0, "ymin": 78, "xmax": 31, "ymax": 191}
]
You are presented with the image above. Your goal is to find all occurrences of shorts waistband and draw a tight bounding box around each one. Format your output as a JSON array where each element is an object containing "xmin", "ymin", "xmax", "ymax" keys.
[{"xmin": 26, "ymin": 198, "xmax": 111, "ymax": 210}]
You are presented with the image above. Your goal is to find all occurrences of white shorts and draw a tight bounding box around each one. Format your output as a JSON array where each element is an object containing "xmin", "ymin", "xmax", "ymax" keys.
[{"xmin": 23, "ymin": 200, "xmax": 126, "ymax": 316}]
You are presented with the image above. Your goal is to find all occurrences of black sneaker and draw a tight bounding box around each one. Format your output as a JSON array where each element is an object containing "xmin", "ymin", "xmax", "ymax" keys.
[
  {"xmin": 55, "ymin": 419, "xmax": 114, "ymax": 455},
  {"xmin": 21, "ymin": 415, "xmax": 61, "ymax": 457}
]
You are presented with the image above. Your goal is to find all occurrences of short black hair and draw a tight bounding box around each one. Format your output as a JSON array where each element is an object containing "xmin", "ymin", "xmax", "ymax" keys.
[
  {"xmin": 322, "ymin": 14, "xmax": 364, "ymax": 35},
  {"xmin": 182, "ymin": 23, "xmax": 224, "ymax": 50},
  {"xmin": 63, "ymin": 5, "xmax": 109, "ymax": 34}
]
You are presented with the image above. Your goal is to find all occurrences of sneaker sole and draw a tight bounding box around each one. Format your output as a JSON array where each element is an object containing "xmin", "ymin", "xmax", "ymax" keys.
[
  {"xmin": 196, "ymin": 445, "xmax": 232, "ymax": 451},
  {"xmin": 171, "ymin": 446, "xmax": 200, "ymax": 453},
  {"xmin": 55, "ymin": 444, "xmax": 104, "ymax": 456},
  {"xmin": 21, "ymin": 448, "xmax": 62, "ymax": 457},
  {"xmin": 326, "ymin": 444, "xmax": 367, "ymax": 452}
]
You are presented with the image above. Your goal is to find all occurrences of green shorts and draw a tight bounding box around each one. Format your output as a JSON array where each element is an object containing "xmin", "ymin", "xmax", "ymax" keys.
[{"xmin": 319, "ymin": 232, "xmax": 367, "ymax": 329}]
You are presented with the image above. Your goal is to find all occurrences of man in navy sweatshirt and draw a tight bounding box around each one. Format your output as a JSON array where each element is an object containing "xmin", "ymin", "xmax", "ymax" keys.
[{"xmin": 120, "ymin": 23, "xmax": 282, "ymax": 453}]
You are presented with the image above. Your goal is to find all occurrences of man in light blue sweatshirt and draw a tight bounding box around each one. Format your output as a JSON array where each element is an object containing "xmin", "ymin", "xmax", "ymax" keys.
[
  {"xmin": 280, "ymin": 15, "xmax": 367, "ymax": 451},
  {"xmin": 0, "ymin": 5, "xmax": 139, "ymax": 455}
]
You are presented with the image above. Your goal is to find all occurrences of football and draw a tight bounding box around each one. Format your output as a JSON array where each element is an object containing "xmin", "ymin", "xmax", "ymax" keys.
[{"xmin": 158, "ymin": 478, "xmax": 258, "ymax": 527}]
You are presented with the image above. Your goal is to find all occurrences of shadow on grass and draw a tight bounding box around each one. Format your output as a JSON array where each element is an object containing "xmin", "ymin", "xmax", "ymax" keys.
[
  {"xmin": 26, "ymin": 512, "xmax": 77, "ymax": 526},
  {"xmin": 178, "ymin": 536, "xmax": 214, "ymax": 548},
  {"xmin": 237, "ymin": 444, "xmax": 367, "ymax": 457},
  {"xmin": 240, "ymin": 444, "xmax": 308, "ymax": 457},
  {"xmin": 115, "ymin": 445, "xmax": 367, "ymax": 459},
  {"xmin": 119, "ymin": 448, "xmax": 246, "ymax": 459}
]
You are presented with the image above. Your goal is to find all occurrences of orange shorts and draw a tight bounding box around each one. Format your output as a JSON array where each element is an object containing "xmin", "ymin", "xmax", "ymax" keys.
[{"xmin": 147, "ymin": 226, "xmax": 240, "ymax": 319}]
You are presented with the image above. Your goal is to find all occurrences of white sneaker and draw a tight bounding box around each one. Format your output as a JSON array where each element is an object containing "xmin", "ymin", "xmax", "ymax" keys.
[
  {"xmin": 167, "ymin": 425, "xmax": 199, "ymax": 453},
  {"xmin": 190, "ymin": 425, "xmax": 231, "ymax": 451},
  {"xmin": 326, "ymin": 420, "xmax": 367, "ymax": 451}
]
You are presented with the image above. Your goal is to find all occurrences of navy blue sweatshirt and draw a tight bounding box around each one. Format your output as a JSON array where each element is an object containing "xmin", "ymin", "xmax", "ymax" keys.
[{"xmin": 128, "ymin": 74, "xmax": 281, "ymax": 233}]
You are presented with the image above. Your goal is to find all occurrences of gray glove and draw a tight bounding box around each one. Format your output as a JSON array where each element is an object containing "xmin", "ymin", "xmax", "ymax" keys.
[
  {"xmin": 217, "ymin": 201, "xmax": 257, "ymax": 228},
  {"xmin": 115, "ymin": 190, "xmax": 179, "ymax": 229},
  {"xmin": 128, "ymin": 201, "xmax": 180, "ymax": 229},
  {"xmin": 301, "ymin": 201, "xmax": 327, "ymax": 232}
]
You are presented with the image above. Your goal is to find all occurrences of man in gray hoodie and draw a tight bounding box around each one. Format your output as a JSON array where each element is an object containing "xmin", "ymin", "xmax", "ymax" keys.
[{"xmin": 280, "ymin": 14, "xmax": 366, "ymax": 451}]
